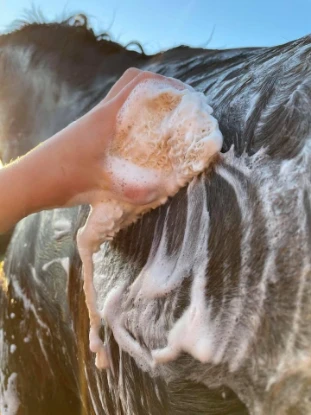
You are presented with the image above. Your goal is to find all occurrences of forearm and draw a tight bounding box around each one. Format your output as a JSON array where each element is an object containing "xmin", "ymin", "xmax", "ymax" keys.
[
  {"xmin": 0, "ymin": 162, "xmax": 29, "ymax": 232},
  {"xmin": 0, "ymin": 130, "xmax": 76, "ymax": 233},
  {"xmin": 0, "ymin": 69, "xmax": 185, "ymax": 233}
]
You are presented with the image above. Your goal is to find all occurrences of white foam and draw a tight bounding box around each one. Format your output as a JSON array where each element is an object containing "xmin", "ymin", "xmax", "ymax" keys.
[
  {"xmin": 11, "ymin": 278, "xmax": 49, "ymax": 331},
  {"xmin": 53, "ymin": 218, "xmax": 72, "ymax": 240},
  {"xmin": 151, "ymin": 180, "xmax": 212, "ymax": 365},
  {"xmin": 97, "ymin": 178, "xmax": 219, "ymax": 371},
  {"xmin": 0, "ymin": 372, "xmax": 20, "ymax": 415},
  {"xmin": 77, "ymin": 78, "xmax": 223, "ymax": 368},
  {"xmin": 42, "ymin": 257, "xmax": 70, "ymax": 277},
  {"xmin": 9, "ymin": 344, "xmax": 16, "ymax": 354}
]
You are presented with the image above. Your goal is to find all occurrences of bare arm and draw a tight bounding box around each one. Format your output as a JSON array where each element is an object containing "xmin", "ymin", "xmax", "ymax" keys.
[{"xmin": 0, "ymin": 69, "xmax": 184, "ymax": 233}]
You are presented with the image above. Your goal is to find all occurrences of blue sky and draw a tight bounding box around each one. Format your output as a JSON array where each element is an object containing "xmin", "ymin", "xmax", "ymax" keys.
[{"xmin": 0, "ymin": 0, "xmax": 310, "ymax": 53}]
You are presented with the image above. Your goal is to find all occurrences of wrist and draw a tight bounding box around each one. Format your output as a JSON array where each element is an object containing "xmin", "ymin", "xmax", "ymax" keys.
[{"xmin": 0, "ymin": 161, "xmax": 30, "ymax": 231}]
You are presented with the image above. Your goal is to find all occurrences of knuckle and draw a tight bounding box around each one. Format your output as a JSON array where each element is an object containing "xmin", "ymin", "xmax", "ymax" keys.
[{"xmin": 126, "ymin": 67, "xmax": 140, "ymax": 76}]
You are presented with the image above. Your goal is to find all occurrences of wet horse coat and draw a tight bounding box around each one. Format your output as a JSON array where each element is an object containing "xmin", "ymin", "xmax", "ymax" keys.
[{"xmin": 0, "ymin": 19, "xmax": 311, "ymax": 415}]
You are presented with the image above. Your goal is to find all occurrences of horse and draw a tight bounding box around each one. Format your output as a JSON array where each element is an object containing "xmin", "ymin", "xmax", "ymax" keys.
[{"xmin": 0, "ymin": 15, "xmax": 310, "ymax": 415}]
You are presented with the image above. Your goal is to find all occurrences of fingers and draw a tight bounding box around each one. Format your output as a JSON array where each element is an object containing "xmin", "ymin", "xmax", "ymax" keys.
[
  {"xmin": 140, "ymin": 70, "xmax": 192, "ymax": 91},
  {"xmin": 89, "ymin": 68, "xmax": 191, "ymax": 138},
  {"xmin": 103, "ymin": 71, "xmax": 154, "ymax": 114},
  {"xmin": 100, "ymin": 67, "xmax": 190, "ymax": 109},
  {"xmin": 106, "ymin": 70, "xmax": 189, "ymax": 115},
  {"xmin": 103, "ymin": 68, "xmax": 141, "ymax": 102}
]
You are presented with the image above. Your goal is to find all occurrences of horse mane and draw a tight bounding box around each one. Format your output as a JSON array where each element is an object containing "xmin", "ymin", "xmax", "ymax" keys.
[{"xmin": 3, "ymin": 10, "xmax": 146, "ymax": 55}]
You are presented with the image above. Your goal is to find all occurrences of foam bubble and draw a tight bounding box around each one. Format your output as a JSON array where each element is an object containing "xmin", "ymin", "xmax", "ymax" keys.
[
  {"xmin": 77, "ymin": 78, "xmax": 223, "ymax": 369},
  {"xmin": 110, "ymin": 79, "xmax": 222, "ymax": 187}
]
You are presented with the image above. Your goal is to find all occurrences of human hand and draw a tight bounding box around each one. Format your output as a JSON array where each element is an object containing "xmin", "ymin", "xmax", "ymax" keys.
[{"xmin": 62, "ymin": 67, "xmax": 189, "ymax": 206}]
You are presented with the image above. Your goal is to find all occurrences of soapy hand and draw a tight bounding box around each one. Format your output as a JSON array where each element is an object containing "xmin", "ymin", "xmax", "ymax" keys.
[
  {"xmin": 76, "ymin": 69, "xmax": 223, "ymax": 370},
  {"xmin": 0, "ymin": 68, "xmax": 188, "ymax": 233},
  {"xmin": 65, "ymin": 68, "xmax": 189, "ymax": 207}
]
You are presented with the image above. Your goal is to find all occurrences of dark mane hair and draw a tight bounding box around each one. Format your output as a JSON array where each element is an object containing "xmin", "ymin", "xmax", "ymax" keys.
[{"xmin": 6, "ymin": 10, "xmax": 146, "ymax": 55}]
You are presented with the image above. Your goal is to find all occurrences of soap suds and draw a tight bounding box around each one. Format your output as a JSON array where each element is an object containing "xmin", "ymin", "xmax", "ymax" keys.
[
  {"xmin": 77, "ymin": 79, "xmax": 223, "ymax": 368},
  {"xmin": 54, "ymin": 218, "xmax": 72, "ymax": 240},
  {"xmin": 99, "ymin": 178, "xmax": 216, "ymax": 370},
  {"xmin": 42, "ymin": 257, "xmax": 70, "ymax": 277},
  {"xmin": 9, "ymin": 344, "xmax": 17, "ymax": 354},
  {"xmin": 151, "ymin": 181, "xmax": 212, "ymax": 365},
  {"xmin": 0, "ymin": 372, "xmax": 20, "ymax": 415},
  {"xmin": 11, "ymin": 279, "xmax": 49, "ymax": 331}
]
